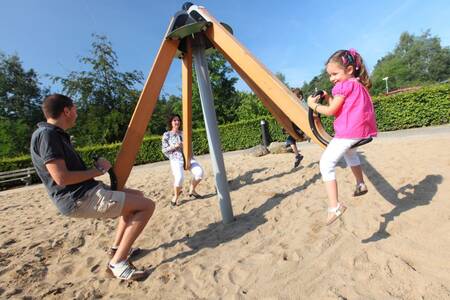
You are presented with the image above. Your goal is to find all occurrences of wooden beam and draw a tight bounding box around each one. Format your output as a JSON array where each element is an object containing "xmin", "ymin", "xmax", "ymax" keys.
[
  {"xmin": 182, "ymin": 39, "xmax": 193, "ymax": 170},
  {"xmin": 225, "ymin": 55, "xmax": 304, "ymax": 141},
  {"xmin": 198, "ymin": 7, "xmax": 326, "ymax": 148},
  {"xmin": 113, "ymin": 38, "xmax": 179, "ymax": 190}
]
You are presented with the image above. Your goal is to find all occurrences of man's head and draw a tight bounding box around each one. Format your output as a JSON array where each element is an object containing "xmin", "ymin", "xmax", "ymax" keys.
[
  {"xmin": 290, "ymin": 88, "xmax": 303, "ymax": 101},
  {"xmin": 42, "ymin": 94, "xmax": 77, "ymax": 129}
]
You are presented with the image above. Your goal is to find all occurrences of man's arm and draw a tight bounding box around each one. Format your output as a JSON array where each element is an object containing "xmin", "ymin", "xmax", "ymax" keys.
[{"xmin": 46, "ymin": 159, "xmax": 103, "ymax": 186}]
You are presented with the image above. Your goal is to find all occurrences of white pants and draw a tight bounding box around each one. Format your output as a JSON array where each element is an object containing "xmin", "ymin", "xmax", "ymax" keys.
[
  {"xmin": 170, "ymin": 158, "xmax": 204, "ymax": 187},
  {"xmin": 320, "ymin": 138, "xmax": 362, "ymax": 182}
]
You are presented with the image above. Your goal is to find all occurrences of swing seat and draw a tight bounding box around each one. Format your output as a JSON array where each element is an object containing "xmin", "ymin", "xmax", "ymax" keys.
[{"xmin": 350, "ymin": 137, "xmax": 373, "ymax": 149}]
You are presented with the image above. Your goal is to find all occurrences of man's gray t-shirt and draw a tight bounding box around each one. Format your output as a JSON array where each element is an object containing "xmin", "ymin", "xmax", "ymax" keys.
[{"xmin": 30, "ymin": 122, "xmax": 98, "ymax": 215}]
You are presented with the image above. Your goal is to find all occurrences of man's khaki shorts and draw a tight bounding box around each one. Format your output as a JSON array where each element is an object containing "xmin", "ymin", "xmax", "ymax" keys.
[{"xmin": 69, "ymin": 183, "xmax": 126, "ymax": 219}]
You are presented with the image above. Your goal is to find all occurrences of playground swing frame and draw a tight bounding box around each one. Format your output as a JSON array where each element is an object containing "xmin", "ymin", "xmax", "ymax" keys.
[{"xmin": 107, "ymin": 3, "xmax": 366, "ymax": 223}]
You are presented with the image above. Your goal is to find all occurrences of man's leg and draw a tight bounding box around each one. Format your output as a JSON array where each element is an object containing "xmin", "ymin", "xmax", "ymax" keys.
[
  {"xmin": 110, "ymin": 192, "xmax": 155, "ymax": 264},
  {"xmin": 111, "ymin": 189, "xmax": 145, "ymax": 248}
]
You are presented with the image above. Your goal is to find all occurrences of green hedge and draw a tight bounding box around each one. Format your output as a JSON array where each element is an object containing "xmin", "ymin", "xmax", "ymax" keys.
[
  {"xmin": 1, "ymin": 83, "xmax": 449, "ymax": 181},
  {"xmin": 372, "ymin": 83, "xmax": 449, "ymax": 131}
]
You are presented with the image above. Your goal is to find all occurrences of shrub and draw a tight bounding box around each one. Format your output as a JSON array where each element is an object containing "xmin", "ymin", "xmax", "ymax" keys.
[{"xmin": 1, "ymin": 83, "xmax": 448, "ymax": 185}]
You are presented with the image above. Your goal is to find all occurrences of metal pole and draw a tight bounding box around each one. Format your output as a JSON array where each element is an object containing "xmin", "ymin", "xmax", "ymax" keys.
[
  {"xmin": 260, "ymin": 120, "xmax": 270, "ymax": 147},
  {"xmin": 192, "ymin": 40, "xmax": 234, "ymax": 224},
  {"xmin": 383, "ymin": 77, "xmax": 389, "ymax": 94}
]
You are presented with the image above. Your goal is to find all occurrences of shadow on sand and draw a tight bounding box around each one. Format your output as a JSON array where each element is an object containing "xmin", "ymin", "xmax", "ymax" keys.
[
  {"xmin": 137, "ymin": 162, "xmax": 321, "ymax": 275},
  {"xmin": 227, "ymin": 161, "xmax": 316, "ymax": 192},
  {"xmin": 360, "ymin": 154, "xmax": 442, "ymax": 243}
]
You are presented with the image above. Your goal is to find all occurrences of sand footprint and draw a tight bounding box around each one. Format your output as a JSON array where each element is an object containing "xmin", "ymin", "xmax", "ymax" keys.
[
  {"xmin": 212, "ymin": 266, "xmax": 222, "ymax": 283},
  {"xmin": 1, "ymin": 238, "xmax": 17, "ymax": 248},
  {"xmin": 227, "ymin": 259, "xmax": 254, "ymax": 286}
]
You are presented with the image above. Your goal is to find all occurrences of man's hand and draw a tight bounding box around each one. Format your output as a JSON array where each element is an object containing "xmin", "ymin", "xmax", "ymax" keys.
[{"xmin": 94, "ymin": 157, "xmax": 112, "ymax": 174}]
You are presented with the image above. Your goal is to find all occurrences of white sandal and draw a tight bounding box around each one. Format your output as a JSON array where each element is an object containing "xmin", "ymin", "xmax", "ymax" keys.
[
  {"xmin": 326, "ymin": 203, "xmax": 347, "ymax": 225},
  {"xmin": 107, "ymin": 260, "xmax": 147, "ymax": 281}
]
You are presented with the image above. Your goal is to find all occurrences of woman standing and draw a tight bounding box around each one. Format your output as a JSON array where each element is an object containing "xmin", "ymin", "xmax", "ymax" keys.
[{"xmin": 162, "ymin": 114, "xmax": 204, "ymax": 206}]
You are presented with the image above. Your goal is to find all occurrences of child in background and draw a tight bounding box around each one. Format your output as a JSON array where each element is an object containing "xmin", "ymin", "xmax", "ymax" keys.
[
  {"xmin": 307, "ymin": 49, "xmax": 377, "ymax": 225},
  {"xmin": 284, "ymin": 88, "xmax": 305, "ymax": 168}
]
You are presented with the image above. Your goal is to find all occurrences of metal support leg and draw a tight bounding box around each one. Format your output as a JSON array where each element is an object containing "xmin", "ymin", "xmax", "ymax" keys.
[{"xmin": 192, "ymin": 43, "xmax": 234, "ymax": 224}]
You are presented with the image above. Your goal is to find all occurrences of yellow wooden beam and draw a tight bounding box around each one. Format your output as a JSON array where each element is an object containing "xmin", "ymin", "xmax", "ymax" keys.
[
  {"xmin": 225, "ymin": 55, "xmax": 304, "ymax": 141},
  {"xmin": 113, "ymin": 38, "xmax": 179, "ymax": 190},
  {"xmin": 182, "ymin": 39, "xmax": 193, "ymax": 170},
  {"xmin": 198, "ymin": 7, "xmax": 327, "ymax": 148}
]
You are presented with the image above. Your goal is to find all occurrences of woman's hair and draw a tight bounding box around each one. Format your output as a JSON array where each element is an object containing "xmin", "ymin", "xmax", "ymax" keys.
[
  {"xmin": 42, "ymin": 94, "xmax": 74, "ymax": 119},
  {"xmin": 167, "ymin": 113, "xmax": 182, "ymax": 130},
  {"xmin": 326, "ymin": 49, "xmax": 372, "ymax": 89}
]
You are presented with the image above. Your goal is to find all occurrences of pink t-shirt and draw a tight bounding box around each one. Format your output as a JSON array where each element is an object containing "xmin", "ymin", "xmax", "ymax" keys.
[{"xmin": 331, "ymin": 78, "xmax": 378, "ymax": 138}]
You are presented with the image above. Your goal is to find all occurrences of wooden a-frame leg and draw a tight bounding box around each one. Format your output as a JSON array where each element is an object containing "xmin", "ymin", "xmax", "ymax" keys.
[
  {"xmin": 182, "ymin": 39, "xmax": 193, "ymax": 170},
  {"xmin": 113, "ymin": 38, "xmax": 179, "ymax": 190}
]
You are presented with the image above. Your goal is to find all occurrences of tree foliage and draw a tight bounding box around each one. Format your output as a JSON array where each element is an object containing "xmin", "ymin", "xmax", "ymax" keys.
[
  {"xmin": 300, "ymin": 31, "xmax": 450, "ymax": 96},
  {"xmin": 371, "ymin": 31, "xmax": 450, "ymax": 94},
  {"xmin": 51, "ymin": 34, "xmax": 144, "ymax": 145},
  {"xmin": 0, "ymin": 52, "xmax": 44, "ymax": 156},
  {"xmin": 191, "ymin": 51, "xmax": 240, "ymax": 128},
  {"xmin": 236, "ymin": 91, "xmax": 269, "ymax": 120},
  {"xmin": 1, "ymin": 30, "xmax": 449, "ymax": 160},
  {"xmin": 301, "ymin": 69, "xmax": 333, "ymax": 97},
  {"xmin": 147, "ymin": 95, "xmax": 182, "ymax": 135},
  {"xmin": 275, "ymin": 72, "xmax": 288, "ymax": 87}
]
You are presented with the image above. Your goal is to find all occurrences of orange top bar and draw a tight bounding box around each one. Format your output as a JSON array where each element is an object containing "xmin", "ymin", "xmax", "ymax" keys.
[{"xmin": 194, "ymin": 6, "xmax": 329, "ymax": 148}]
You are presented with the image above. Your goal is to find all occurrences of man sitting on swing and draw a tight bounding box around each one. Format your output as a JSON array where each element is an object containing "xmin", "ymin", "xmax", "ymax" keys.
[{"xmin": 30, "ymin": 94, "xmax": 155, "ymax": 281}]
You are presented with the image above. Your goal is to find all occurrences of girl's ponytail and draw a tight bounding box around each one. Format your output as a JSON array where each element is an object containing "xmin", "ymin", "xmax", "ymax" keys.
[{"xmin": 351, "ymin": 50, "xmax": 372, "ymax": 90}]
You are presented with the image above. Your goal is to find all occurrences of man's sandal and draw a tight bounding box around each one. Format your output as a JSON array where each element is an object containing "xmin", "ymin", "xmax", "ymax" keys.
[
  {"xmin": 326, "ymin": 203, "xmax": 347, "ymax": 225},
  {"xmin": 107, "ymin": 260, "xmax": 147, "ymax": 281}
]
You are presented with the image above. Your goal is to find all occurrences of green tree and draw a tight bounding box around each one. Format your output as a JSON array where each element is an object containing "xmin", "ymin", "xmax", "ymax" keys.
[
  {"xmin": 52, "ymin": 34, "xmax": 144, "ymax": 146},
  {"xmin": 0, "ymin": 52, "xmax": 43, "ymax": 156},
  {"xmin": 191, "ymin": 51, "xmax": 239, "ymax": 128},
  {"xmin": 0, "ymin": 117, "xmax": 30, "ymax": 157},
  {"xmin": 371, "ymin": 31, "xmax": 450, "ymax": 95},
  {"xmin": 146, "ymin": 94, "xmax": 182, "ymax": 135},
  {"xmin": 275, "ymin": 72, "xmax": 289, "ymax": 87},
  {"xmin": 301, "ymin": 69, "xmax": 333, "ymax": 97},
  {"xmin": 236, "ymin": 91, "xmax": 269, "ymax": 120}
]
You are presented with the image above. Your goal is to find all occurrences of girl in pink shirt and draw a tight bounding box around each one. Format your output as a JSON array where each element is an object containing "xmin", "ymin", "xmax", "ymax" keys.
[{"xmin": 307, "ymin": 49, "xmax": 378, "ymax": 225}]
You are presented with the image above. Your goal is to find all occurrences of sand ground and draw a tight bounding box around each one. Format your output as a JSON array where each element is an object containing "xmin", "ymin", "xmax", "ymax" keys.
[{"xmin": 1, "ymin": 125, "xmax": 449, "ymax": 299}]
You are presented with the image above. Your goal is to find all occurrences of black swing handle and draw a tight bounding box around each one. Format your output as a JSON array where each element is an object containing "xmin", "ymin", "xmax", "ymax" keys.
[
  {"xmin": 91, "ymin": 154, "xmax": 118, "ymax": 191},
  {"xmin": 308, "ymin": 90, "xmax": 372, "ymax": 149}
]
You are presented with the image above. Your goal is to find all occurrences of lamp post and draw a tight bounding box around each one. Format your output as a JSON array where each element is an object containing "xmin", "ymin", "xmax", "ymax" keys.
[{"xmin": 382, "ymin": 76, "xmax": 389, "ymax": 94}]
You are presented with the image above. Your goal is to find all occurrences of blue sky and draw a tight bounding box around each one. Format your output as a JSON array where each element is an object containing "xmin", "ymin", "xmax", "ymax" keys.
[{"xmin": 1, "ymin": 0, "xmax": 449, "ymax": 97}]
